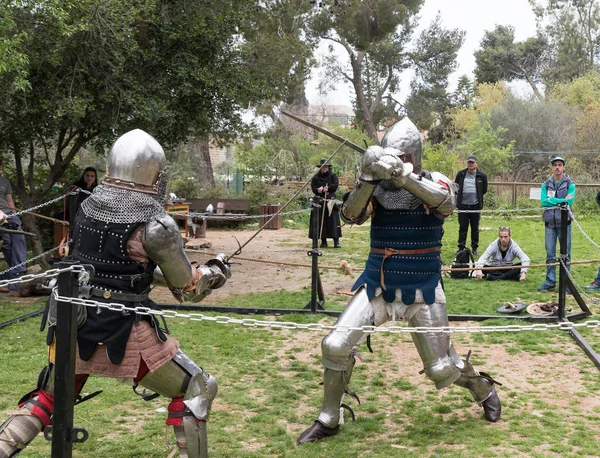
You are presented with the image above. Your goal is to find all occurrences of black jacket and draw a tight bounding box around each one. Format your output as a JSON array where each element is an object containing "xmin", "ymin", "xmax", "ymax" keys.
[
  {"xmin": 455, "ymin": 168, "xmax": 488, "ymax": 210},
  {"xmin": 311, "ymin": 171, "xmax": 339, "ymax": 200}
]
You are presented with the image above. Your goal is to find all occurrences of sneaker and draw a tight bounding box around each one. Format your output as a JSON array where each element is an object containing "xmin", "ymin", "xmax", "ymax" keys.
[
  {"xmin": 566, "ymin": 287, "xmax": 572, "ymax": 295},
  {"xmin": 585, "ymin": 281, "xmax": 600, "ymax": 291},
  {"xmin": 320, "ymin": 241, "xmax": 328, "ymax": 248},
  {"xmin": 472, "ymin": 250, "xmax": 479, "ymax": 257},
  {"xmin": 537, "ymin": 283, "xmax": 556, "ymax": 291}
]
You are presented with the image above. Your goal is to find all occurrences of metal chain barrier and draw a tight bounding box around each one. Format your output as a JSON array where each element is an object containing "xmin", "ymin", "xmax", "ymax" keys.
[
  {"xmin": 456, "ymin": 207, "xmax": 545, "ymax": 214},
  {"xmin": 559, "ymin": 258, "xmax": 600, "ymax": 306},
  {"xmin": 49, "ymin": 290, "xmax": 600, "ymax": 334},
  {"xmin": 0, "ymin": 265, "xmax": 87, "ymax": 288},
  {"xmin": 0, "ymin": 241, "xmax": 71, "ymax": 278},
  {"xmin": 11, "ymin": 191, "xmax": 76, "ymax": 219},
  {"xmin": 569, "ymin": 208, "xmax": 600, "ymax": 250}
]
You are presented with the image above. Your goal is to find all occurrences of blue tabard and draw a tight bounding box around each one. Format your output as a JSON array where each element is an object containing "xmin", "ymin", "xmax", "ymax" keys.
[{"xmin": 352, "ymin": 204, "xmax": 444, "ymax": 305}]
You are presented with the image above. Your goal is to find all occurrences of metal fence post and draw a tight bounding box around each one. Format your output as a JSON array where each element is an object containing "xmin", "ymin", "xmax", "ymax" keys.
[
  {"xmin": 306, "ymin": 197, "xmax": 325, "ymax": 312},
  {"xmin": 557, "ymin": 204, "xmax": 569, "ymax": 320},
  {"xmin": 50, "ymin": 260, "xmax": 81, "ymax": 458}
]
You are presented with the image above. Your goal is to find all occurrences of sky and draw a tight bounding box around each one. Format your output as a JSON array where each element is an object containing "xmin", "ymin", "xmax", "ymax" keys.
[{"xmin": 305, "ymin": 0, "xmax": 539, "ymax": 107}]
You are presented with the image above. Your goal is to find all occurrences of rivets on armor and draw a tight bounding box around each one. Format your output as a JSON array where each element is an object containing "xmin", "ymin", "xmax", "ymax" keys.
[{"xmin": 103, "ymin": 291, "xmax": 111, "ymax": 299}]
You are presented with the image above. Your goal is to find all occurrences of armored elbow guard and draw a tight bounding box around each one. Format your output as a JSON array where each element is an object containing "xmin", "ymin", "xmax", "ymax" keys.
[{"xmin": 340, "ymin": 182, "xmax": 375, "ymax": 225}]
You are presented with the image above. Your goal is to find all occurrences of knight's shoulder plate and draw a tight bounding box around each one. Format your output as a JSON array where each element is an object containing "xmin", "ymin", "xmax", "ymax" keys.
[{"xmin": 143, "ymin": 214, "xmax": 182, "ymax": 261}]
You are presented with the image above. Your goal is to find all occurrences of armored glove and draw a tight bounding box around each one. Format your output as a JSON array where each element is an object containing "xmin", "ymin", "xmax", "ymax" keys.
[
  {"xmin": 361, "ymin": 146, "xmax": 413, "ymax": 184},
  {"xmin": 204, "ymin": 253, "xmax": 231, "ymax": 289}
]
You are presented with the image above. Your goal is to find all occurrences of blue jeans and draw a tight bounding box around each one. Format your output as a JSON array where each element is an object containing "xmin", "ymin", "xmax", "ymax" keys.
[
  {"xmin": 0, "ymin": 214, "xmax": 27, "ymax": 290},
  {"xmin": 544, "ymin": 224, "xmax": 571, "ymax": 286},
  {"xmin": 594, "ymin": 266, "xmax": 600, "ymax": 284}
]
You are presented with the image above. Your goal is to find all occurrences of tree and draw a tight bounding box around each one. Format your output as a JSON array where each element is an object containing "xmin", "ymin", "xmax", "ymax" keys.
[
  {"xmin": 489, "ymin": 94, "xmax": 578, "ymax": 152},
  {"xmin": 403, "ymin": 14, "xmax": 465, "ymax": 139},
  {"xmin": 549, "ymin": 70, "xmax": 600, "ymax": 107},
  {"xmin": 474, "ymin": 25, "xmax": 547, "ymax": 100},
  {"xmin": 530, "ymin": 0, "xmax": 600, "ymax": 84},
  {"xmin": 306, "ymin": 0, "xmax": 424, "ymax": 141},
  {"xmin": 456, "ymin": 115, "xmax": 515, "ymax": 179},
  {"xmin": 446, "ymin": 82, "xmax": 508, "ymax": 139},
  {"xmin": 452, "ymin": 75, "xmax": 476, "ymax": 108},
  {"xmin": 0, "ymin": 0, "xmax": 315, "ymax": 257}
]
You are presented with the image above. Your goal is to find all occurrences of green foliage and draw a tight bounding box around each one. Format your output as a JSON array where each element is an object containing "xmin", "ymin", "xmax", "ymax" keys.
[
  {"xmin": 474, "ymin": 25, "xmax": 546, "ymax": 100},
  {"xmin": 531, "ymin": 0, "xmax": 600, "ymax": 84},
  {"xmin": 549, "ymin": 70, "xmax": 600, "ymax": 108},
  {"xmin": 0, "ymin": 0, "xmax": 316, "ymax": 256},
  {"xmin": 456, "ymin": 114, "xmax": 515, "ymax": 179},
  {"xmin": 489, "ymin": 93, "xmax": 578, "ymax": 152},
  {"xmin": 452, "ymin": 75, "xmax": 475, "ymax": 108},
  {"xmin": 242, "ymin": 180, "xmax": 273, "ymax": 215},
  {"xmin": 422, "ymin": 142, "xmax": 461, "ymax": 179},
  {"xmin": 307, "ymin": 0, "xmax": 424, "ymax": 139},
  {"xmin": 404, "ymin": 14, "xmax": 465, "ymax": 136}
]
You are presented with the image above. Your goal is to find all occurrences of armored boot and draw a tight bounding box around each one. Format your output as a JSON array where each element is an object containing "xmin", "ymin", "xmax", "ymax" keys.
[
  {"xmin": 453, "ymin": 353, "xmax": 502, "ymax": 422},
  {"xmin": 297, "ymin": 356, "xmax": 356, "ymax": 444},
  {"xmin": 0, "ymin": 400, "xmax": 45, "ymax": 457}
]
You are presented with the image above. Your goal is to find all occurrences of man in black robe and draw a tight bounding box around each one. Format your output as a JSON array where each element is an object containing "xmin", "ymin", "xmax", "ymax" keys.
[{"xmin": 309, "ymin": 160, "xmax": 342, "ymax": 248}]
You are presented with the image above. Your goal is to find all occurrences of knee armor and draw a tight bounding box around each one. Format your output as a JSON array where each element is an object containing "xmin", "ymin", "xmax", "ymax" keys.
[{"xmin": 138, "ymin": 350, "xmax": 217, "ymax": 458}]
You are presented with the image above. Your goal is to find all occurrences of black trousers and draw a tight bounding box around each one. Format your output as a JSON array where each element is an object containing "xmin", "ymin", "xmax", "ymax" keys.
[
  {"xmin": 484, "ymin": 263, "xmax": 522, "ymax": 281},
  {"xmin": 457, "ymin": 205, "xmax": 481, "ymax": 250}
]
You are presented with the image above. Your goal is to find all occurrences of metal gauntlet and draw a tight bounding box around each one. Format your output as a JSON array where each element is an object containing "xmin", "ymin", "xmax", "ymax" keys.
[{"xmin": 402, "ymin": 172, "xmax": 457, "ymax": 217}]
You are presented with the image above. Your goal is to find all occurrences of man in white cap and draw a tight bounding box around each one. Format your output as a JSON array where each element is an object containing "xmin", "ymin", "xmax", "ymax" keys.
[{"xmin": 538, "ymin": 156, "xmax": 575, "ymax": 291}]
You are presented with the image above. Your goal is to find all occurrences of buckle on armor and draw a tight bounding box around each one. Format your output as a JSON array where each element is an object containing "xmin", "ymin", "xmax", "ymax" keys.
[{"xmin": 78, "ymin": 284, "xmax": 92, "ymax": 299}]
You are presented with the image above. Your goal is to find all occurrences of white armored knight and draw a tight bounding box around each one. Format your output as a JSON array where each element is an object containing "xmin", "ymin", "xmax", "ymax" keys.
[
  {"xmin": 0, "ymin": 129, "xmax": 228, "ymax": 458},
  {"xmin": 297, "ymin": 118, "xmax": 501, "ymax": 444}
]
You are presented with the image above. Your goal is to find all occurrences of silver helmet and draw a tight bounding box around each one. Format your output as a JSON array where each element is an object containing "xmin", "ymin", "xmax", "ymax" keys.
[
  {"xmin": 102, "ymin": 129, "xmax": 166, "ymax": 195},
  {"xmin": 380, "ymin": 117, "xmax": 422, "ymax": 172}
]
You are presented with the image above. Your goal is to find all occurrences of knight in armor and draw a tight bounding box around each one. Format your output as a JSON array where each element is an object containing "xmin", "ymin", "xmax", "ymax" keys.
[
  {"xmin": 0, "ymin": 129, "xmax": 229, "ymax": 458},
  {"xmin": 297, "ymin": 118, "xmax": 502, "ymax": 445}
]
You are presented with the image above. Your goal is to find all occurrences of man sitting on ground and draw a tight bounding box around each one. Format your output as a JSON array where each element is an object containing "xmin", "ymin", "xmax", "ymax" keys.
[{"xmin": 474, "ymin": 226, "xmax": 530, "ymax": 282}]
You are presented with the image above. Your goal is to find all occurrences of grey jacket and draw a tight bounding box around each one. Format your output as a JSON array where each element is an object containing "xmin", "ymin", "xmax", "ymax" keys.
[{"xmin": 475, "ymin": 239, "xmax": 530, "ymax": 273}]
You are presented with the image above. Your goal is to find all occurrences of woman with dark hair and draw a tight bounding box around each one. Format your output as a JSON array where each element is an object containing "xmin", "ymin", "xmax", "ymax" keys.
[{"xmin": 65, "ymin": 167, "xmax": 97, "ymax": 243}]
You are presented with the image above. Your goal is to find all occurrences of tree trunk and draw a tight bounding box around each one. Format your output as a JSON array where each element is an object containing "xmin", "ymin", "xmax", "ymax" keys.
[
  {"xmin": 189, "ymin": 137, "xmax": 215, "ymax": 187},
  {"xmin": 525, "ymin": 73, "xmax": 544, "ymax": 102},
  {"xmin": 350, "ymin": 53, "xmax": 378, "ymax": 143}
]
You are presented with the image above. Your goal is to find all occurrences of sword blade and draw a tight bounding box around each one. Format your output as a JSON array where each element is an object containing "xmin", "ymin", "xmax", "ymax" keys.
[{"xmin": 280, "ymin": 110, "xmax": 365, "ymax": 154}]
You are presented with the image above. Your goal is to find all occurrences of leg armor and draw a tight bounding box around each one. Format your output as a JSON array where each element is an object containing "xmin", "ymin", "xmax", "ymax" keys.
[
  {"xmin": 297, "ymin": 288, "xmax": 373, "ymax": 444},
  {"xmin": 408, "ymin": 302, "xmax": 461, "ymax": 389},
  {"xmin": 408, "ymin": 302, "xmax": 501, "ymax": 422},
  {"xmin": 137, "ymin": 349, "xmax": 217, "ymax": 458},
  {"xmin": 0, "ymin": 366, "xmax": 89, "ymax": 458}
]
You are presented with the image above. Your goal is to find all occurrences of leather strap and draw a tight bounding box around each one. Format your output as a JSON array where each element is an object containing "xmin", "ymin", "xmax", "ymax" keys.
[
  {"xmin": 371, "ymin": 246, "xmax": 441, "ymax": 290},
  {"xmin": 80, "ymin": 285, "xmax": 149, "ymax": 303}
]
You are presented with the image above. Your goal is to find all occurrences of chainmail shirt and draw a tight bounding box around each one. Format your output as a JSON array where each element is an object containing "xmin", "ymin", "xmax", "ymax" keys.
[
  {"xmin": 373, "ymin": 171, "xmax": 432, "ymax": 210},
  {"xmin": 80, "ymin": 185, "xmax": 167, "ymax": 224}
]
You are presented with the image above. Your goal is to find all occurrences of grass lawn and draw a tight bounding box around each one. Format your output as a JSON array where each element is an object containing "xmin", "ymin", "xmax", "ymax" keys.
[{"xmin": 1, "ymin": 212, "xmax": 600, "ymax": 457}]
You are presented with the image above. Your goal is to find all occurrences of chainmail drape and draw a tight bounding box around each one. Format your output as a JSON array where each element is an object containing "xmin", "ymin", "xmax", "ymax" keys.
[{"xmin": 80, "ymin": 185, "xmax": 167, "ymax": 224}]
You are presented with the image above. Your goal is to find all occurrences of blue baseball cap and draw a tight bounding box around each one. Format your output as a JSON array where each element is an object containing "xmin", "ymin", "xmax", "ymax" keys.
[{"xmin": 550, "ymin": 156, "xmax": 565, "ymax": 165}]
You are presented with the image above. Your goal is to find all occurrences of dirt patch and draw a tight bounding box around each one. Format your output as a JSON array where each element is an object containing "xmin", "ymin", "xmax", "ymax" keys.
[{"xmin": 149, "ymin": 227, "xmax": 358, "ymax": 305}]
